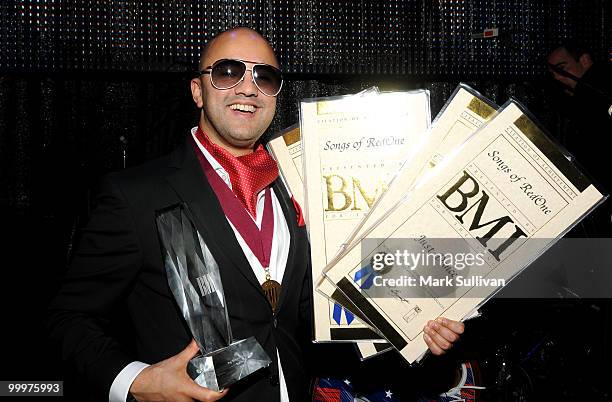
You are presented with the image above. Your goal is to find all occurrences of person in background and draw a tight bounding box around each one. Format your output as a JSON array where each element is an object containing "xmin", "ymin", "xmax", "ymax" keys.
[{"xmin": 547, "ymin": 41, "xmax": 612, "ymax": 236}]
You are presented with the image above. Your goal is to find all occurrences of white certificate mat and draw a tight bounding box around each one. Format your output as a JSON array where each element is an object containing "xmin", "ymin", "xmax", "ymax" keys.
[
  {"xmin": 323, "ymin": 100, "xmax": 605, "ymax": 362},
  {"xmin": 302, "ymin": 90, "xmax": 431, "ymax": 342}
]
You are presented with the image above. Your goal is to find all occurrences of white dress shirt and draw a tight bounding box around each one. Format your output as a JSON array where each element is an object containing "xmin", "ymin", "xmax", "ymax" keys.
[{"xmin": 109, "ymin": 128, "xmax": 291, "ymax": 402}]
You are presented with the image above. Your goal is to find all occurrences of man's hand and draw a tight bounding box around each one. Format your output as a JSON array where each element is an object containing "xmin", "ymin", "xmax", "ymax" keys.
[
  {"xmin": 130, "ymin": 339, "xmax": 229, "ymax": 402},
  {"xmin": 423, "ymin": 317, "xmax": 464, "ymax": 356}
]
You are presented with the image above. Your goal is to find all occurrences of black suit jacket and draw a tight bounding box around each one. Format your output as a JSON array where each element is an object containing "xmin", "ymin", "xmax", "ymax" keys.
[{"xmin": 48, "ymin": 139, "xmax": 313, "ymax": 402}]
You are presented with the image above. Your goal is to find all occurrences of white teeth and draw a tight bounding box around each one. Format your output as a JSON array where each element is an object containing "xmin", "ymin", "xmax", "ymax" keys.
[{"xmin": 229, "ymin": 104, "xmax": 256, "ymax": 113}]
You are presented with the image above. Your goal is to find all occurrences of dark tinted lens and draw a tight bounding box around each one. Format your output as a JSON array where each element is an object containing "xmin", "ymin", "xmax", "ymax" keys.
[
  {"xmin": 211, "ymin": 60, "xmax": 246, "ymax": 88},
  {"xmin": 253, "ymin": 65, "xmax": 282, "ymax": 95}
]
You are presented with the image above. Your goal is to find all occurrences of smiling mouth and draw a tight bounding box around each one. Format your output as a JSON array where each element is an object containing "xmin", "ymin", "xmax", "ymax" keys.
[{"xmin": 229, "ymin": 103, "xmax": 257, "ymax": 113}]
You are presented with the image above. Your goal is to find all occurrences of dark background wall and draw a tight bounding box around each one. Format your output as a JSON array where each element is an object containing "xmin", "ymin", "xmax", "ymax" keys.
[{"xmin": 1, "ymin": 0, "xmax": 610, "ymax": 400}]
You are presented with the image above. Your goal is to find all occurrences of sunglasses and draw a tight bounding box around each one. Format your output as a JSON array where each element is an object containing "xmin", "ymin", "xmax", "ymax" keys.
[{"xmin": 199, "ymin": 59, "xmax": 284, "ymax": 97}]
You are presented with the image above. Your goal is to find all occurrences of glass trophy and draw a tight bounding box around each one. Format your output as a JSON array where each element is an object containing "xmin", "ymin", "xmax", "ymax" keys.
[{"xmin": 156, "ymin": 204, "xmax": 272, "ymax": 391}]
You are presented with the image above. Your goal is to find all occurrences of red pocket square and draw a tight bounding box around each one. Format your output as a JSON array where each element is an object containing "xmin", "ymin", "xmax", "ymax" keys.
[{"xmin": 291, "ymin": 196, "xmax": 305, "ymax": 227}]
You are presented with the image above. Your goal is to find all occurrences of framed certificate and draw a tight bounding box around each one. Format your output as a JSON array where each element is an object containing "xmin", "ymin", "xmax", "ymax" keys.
[
  {"xmin": 301, "ymin": 90, "xmax": 431, "ymax": 342},
  {"xmin": 321, "ymin": 100, "xmax": 606, "ymax": 362}
]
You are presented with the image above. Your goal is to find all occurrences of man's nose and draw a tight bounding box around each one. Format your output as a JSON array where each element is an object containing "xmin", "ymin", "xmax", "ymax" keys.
[{"xmin": 234, "ymin": 69, "xmax": 258, "ymax": 97}]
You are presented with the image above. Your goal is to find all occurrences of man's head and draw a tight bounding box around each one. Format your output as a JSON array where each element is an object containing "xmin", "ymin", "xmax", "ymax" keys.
[
  {"xmin": 547, "ymin": 43, "xmax": 593, "ymax": 90},
  {"xmin": 191, "ymin": 27, "xmax": 280, "ymax": 156}
]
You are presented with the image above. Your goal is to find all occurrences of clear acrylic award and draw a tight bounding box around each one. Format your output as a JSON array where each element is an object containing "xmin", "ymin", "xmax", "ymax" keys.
[{"xmin": 156, "ymin": 204, "xmax": 272, "ymax": 391}]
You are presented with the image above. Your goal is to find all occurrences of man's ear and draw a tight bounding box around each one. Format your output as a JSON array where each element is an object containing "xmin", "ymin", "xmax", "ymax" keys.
[
  {"xmin": 578, "ymin": 53, "xmax": 594, "ymax": 70},
  {"xmin": 191, "ymin": 78, "xmax": 204, "ymax": 108}
]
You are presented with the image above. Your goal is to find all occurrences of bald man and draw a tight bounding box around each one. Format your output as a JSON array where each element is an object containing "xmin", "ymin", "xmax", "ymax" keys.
[{"xmin": 48, "ymin": 28, "xmax": 464, "ymax": 402}]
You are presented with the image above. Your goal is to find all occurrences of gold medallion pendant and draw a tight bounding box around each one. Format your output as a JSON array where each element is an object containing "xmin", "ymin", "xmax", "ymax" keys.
[{"xmin": 262, "ymin": 279, "xmax": 281, "ymax": 312}]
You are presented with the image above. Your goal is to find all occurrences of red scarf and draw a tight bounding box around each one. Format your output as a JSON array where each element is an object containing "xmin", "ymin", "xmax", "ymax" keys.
[{"xmin": 194, "ymin": 127, "xmax": 279, "ymax": 218}]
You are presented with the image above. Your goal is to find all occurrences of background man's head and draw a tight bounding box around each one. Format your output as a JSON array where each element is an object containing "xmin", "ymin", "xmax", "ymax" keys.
[
  {"xmin": 191, "ymin": 27, "xmax": 280, "ymax": 156},
  {"xmin": 547, "ymin": 41, "xmax": 594, "ymax": 90}
]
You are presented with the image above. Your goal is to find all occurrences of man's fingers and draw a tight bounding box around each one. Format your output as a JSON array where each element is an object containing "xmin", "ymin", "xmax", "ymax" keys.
[
  {"xmin": 178, "ymin": 339, "xmax": 201, "ymax": 363},
  {"xmin": 185, "ymin": 383, "xmax": 229, "ymax": 402},
  {"xmin": 206, "ymin": 387, "xmax": 229, "ymax": 401},
  {"xmin": 423, "ymin": 317, "xmax": 466, "ymax": 356},
  {"xmin": 436, "ymin": 317, "xmax": 464, "ymax": 335},
  {"xmin": 424, "ymin": 323, "xmax": 452, "ymax": 351},
  {"xmin": 429, "ymin": 319, "xmax": 461, "ymax": 343},
  {"xmin": 423, "ymin": 332, "xmax": 444, "ymax": 356}
]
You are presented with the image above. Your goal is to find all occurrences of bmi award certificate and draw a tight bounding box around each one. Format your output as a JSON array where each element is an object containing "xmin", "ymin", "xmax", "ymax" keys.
[
  {"xmin": 322, "ymin": 100, "xmax": 605, "ymax": 363},
  {"xmin": 315, "ymin": 84, "xmax": 494, "ymax": 359},
  {"xmin": 301, "ymin": 90, "xmax": 431, "ymax": 342},
  {"xmin": 315, "ymin": 84, "xmax": 495, "ymax": 359},
  {"xmin": 268, "ymin": 88, "xmax": 380, "ymax": 210},
  {"xmin": 341, "ymin": 84, "xmax": 498, "ymax": 251},
  {"xmin": 268, "ymin": 124, "xmax": 393, "ymax": 356}
]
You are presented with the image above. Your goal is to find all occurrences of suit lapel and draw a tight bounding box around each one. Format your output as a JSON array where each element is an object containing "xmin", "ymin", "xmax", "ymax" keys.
[
  {"xmin": 272, "ymin": 179, "xmax": 304, "ymax": 313},
  {"xmin": 164, "ymin": 141, "xmax": 265, "ymax": 296}
]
